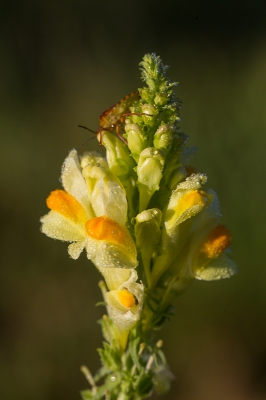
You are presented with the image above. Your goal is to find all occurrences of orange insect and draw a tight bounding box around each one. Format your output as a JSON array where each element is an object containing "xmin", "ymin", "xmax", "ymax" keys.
[{"xmin": 79, "ymin": 91, "xmax": 140, "ymax": 145}]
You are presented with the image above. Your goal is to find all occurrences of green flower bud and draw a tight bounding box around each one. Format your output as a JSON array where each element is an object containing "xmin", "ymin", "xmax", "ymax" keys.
[
  {"xmin": 137, "ymin": 147, "xmax": 165, "ymax": 212},
  {"xmin": 100, "ymin": 131, "xmax": 136, "ymax": 181},
  {"xmin": 134, "ymin": 208, "xmax": 162, "ymax": 286},
  {"xmin": 138, "ymin": 87, "xmax": 153, "ymax": 103},
  {"xmin": 153, "ymin": 124, "xmax": 174, "ymax": 154},
  {"xmin": 154, "ymin": 92, "xmax": 169, "ymax": 107},
  {"xmin": 125, "ymin": 123, "xmax": 147, "ymax": 163}
]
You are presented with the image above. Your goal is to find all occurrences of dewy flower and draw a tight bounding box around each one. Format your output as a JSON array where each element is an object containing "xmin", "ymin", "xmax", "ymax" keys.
[
  {"xmin": 151, "ymin": 173, "xmax": 213, "ymax": 286},
  {"xmin": 174, "ymin": 189, "xmax": 237, "ymax": 283},
  {"xmin": 41, "ymin": 149, "xmax": 137, "ymax": 268},
  {"xmin": 100, "ymin": 268, "xmax": 144, "ymax": 348},
  {"xmin": 41, "ymin": 149, "xmax": 143, "ymax": 341}
]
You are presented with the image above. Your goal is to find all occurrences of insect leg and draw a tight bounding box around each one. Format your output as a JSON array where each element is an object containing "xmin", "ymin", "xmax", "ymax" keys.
[{"xmin": 115, "ymin": 124, "xmax": 128, "ymax": 145}]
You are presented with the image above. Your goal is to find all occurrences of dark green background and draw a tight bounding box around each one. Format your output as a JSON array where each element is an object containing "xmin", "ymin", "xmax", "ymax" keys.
[{"xmin": 1, "ymin": 1, "xmax": 266, "ymax": 399}]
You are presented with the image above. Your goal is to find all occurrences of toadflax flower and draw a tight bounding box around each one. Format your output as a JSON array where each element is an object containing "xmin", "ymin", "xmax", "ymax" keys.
[
  {"xmin": 41, "ymin": 149, "xmax": 137, "ymax": 267},
  {"xmin": 41, "ymin": 149, "xmax": 144, "ymax": 344},
  {"xmin": 173, "ymin": 189, "xmax": 237, "ymax": 284}
]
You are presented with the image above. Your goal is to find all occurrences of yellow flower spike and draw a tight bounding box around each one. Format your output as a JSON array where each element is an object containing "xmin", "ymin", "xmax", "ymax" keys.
[
  {"xmin": 200, "ymin": 225, "xmax": 232, "ymax": 259},
  {"xmin": 47, "ymin": 190, "xmax": 88, "ymax": 225}
]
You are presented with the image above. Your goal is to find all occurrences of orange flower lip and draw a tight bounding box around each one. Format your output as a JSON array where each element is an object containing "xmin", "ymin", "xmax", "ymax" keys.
[
  {"xmin": 46, "ymin": 190, "xmax": 88, "ymax": 224},
  {"xmin": 86, "ymin": 216, "xmax": 134, "ymax": 248},
  {"xmin": 200, "ymin": 225, "xmax": 232, "ymax": 259},
  {"xmin": 117, "ymin": 289, "xmax": 137, "ymax": 309}
]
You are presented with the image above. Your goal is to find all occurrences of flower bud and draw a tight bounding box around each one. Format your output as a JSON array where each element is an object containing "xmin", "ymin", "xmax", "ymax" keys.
[
  {"xmin": 134, "ymin": 208, "xmax": 162, "ymax": 285},
  {"xmin": 154, "ymin": 92, "xmax": 170, "ymax": 107},
  {"xmin": 99, "ymin": 131, "xmax": 136, "ymax": 181},
  {"xmin": 137, "ymin": 147, "xmax": 165, "ymax": 212},
  {"xmin": 153, "ymin": 124, "xmax": 174, "ymax": 155},
  {"xmin": 124, "ymin": 123, "xmax": 147, "ymax": 163}
]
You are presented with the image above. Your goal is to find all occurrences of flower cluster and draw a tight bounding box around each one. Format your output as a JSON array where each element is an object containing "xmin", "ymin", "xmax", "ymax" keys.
[
  {"xmin": 41, "ymin": 149, "xmax": 144, "ymax": 347},
  {"xmin": 40, "ymin": 54, "xmax": 237, "ymax": 399}
]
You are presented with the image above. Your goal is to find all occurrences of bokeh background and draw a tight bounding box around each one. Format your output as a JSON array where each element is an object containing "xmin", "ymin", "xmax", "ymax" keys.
[{"xmin": 1, "ymin": 1, "xmax": 266, "ymax": 399}]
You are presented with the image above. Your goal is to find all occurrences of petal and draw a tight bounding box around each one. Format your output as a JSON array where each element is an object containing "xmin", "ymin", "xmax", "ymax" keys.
[
  {"xmin": 82, "ymin": 164, "xmax": 127, "ymax": 225},
  {"xmin": 199, "ymin": 225, "xmax": 232, "ymax": 260},
  {"xmin": 165, "ymin": 174, "xmax": 211, "ymax": 233},
  {"xmin": 46, "ymin": 190, "xmax": 88, "ymax": 224},
  {"xmin": 85, "ymin": 216, "xmax": 137, "ymax": 269},
  {"xmin": 190, "ymin": 189, "xmax": 222, "ymax": 236},
  {"xmin": 99, "ymin": 267, "xmax": 132, "ymax": 290},
  {"xmin": 100, "ymin": 268, "xmax": 144, "ymax": 307},
  {"xmin": 194, "ymin": 252, "xmax": 238, "ymax": 281},
  {"xmin": 97, "ymin": 180, "xmax": 128, "ymax": 224},
  {"xmin": 41, "ymin": 210, "xmax": 86, "ymax": 242},
  {"xmin": 61, "ymin": 149, "xmax": 93, "ymax": 217},
  {"xmin": 107, "ymin": 306, "xmax": 139, "ymax": 332},
  {"xmin": 80, "ymin": 151, "xmax": 108, "ymax": 169},
  {"xmin": 105, "ymin": 289, "xmax": 138, "ymax": 312},
  {"xmin": 68, "ymin": 240, "xmax": 87, "ymax": 259},
  {"xmin": 85, "ymin": 237, "xmax": 138, "ymax": 271}
]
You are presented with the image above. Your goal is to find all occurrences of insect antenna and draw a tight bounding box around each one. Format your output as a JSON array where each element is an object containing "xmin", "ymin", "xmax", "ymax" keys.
[
  {"xmin": 78, "ymin": 125, "xmax": 96, "ymax": 134},
  {"xmin": 77, "ymin": 125, "xmax": 97, "ymax": 150}
]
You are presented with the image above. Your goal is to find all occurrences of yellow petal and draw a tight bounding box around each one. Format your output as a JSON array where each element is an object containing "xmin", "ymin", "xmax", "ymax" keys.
[
  {"xmin": 41, "ymin": 210, "xmax": 86, "ymax": 242},
  {"xmin": 174, "ymin": 190, "xmax": 210, "ymax": 220},
  {"xmin": 61, "ymin": 149, "xmax": 93, "ymax": 217},
  {"xmin": 195, "ymin": 252, "xmax": 237, "ymax": 280},
  {"xmin": 99, "ymin": 267, "xmax": 132, "ymax": 290}
]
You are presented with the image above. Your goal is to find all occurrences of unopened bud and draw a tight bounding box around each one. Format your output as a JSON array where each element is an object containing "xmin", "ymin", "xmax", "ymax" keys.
[{"xmin": 137, "ymin": 148, "xmax": 165, "ymax": 212}]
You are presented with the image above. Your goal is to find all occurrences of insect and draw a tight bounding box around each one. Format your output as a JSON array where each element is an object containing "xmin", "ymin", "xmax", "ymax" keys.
[{"xmin": 79, "ymin": 91, "xmax": 140, "ymax": 145}]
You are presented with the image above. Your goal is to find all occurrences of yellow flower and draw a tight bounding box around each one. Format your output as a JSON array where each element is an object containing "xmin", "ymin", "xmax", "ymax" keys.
[
  {"xmin": 175, "ymin": 190, "xmax": 237, "ymax": 283},
  {"xmin": 40, "ymin": 150, "xmax": 137, "ymax": 269},
  {"xmin": 151, "ymin": 174, "xmax": 212, "ymax": 286},
  {"xmin": 41, "ymin": 149, "xmax": 144, "ymax": 344},
  {"xmin": 100, "ymin": 268, "xmax": 144, "ymax": 348}
]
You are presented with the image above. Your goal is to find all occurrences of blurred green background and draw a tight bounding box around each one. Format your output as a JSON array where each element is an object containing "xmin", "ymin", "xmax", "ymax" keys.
[{"xmin": 1, "ymin": 1, "xmax": 266, "ymax": 399}]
